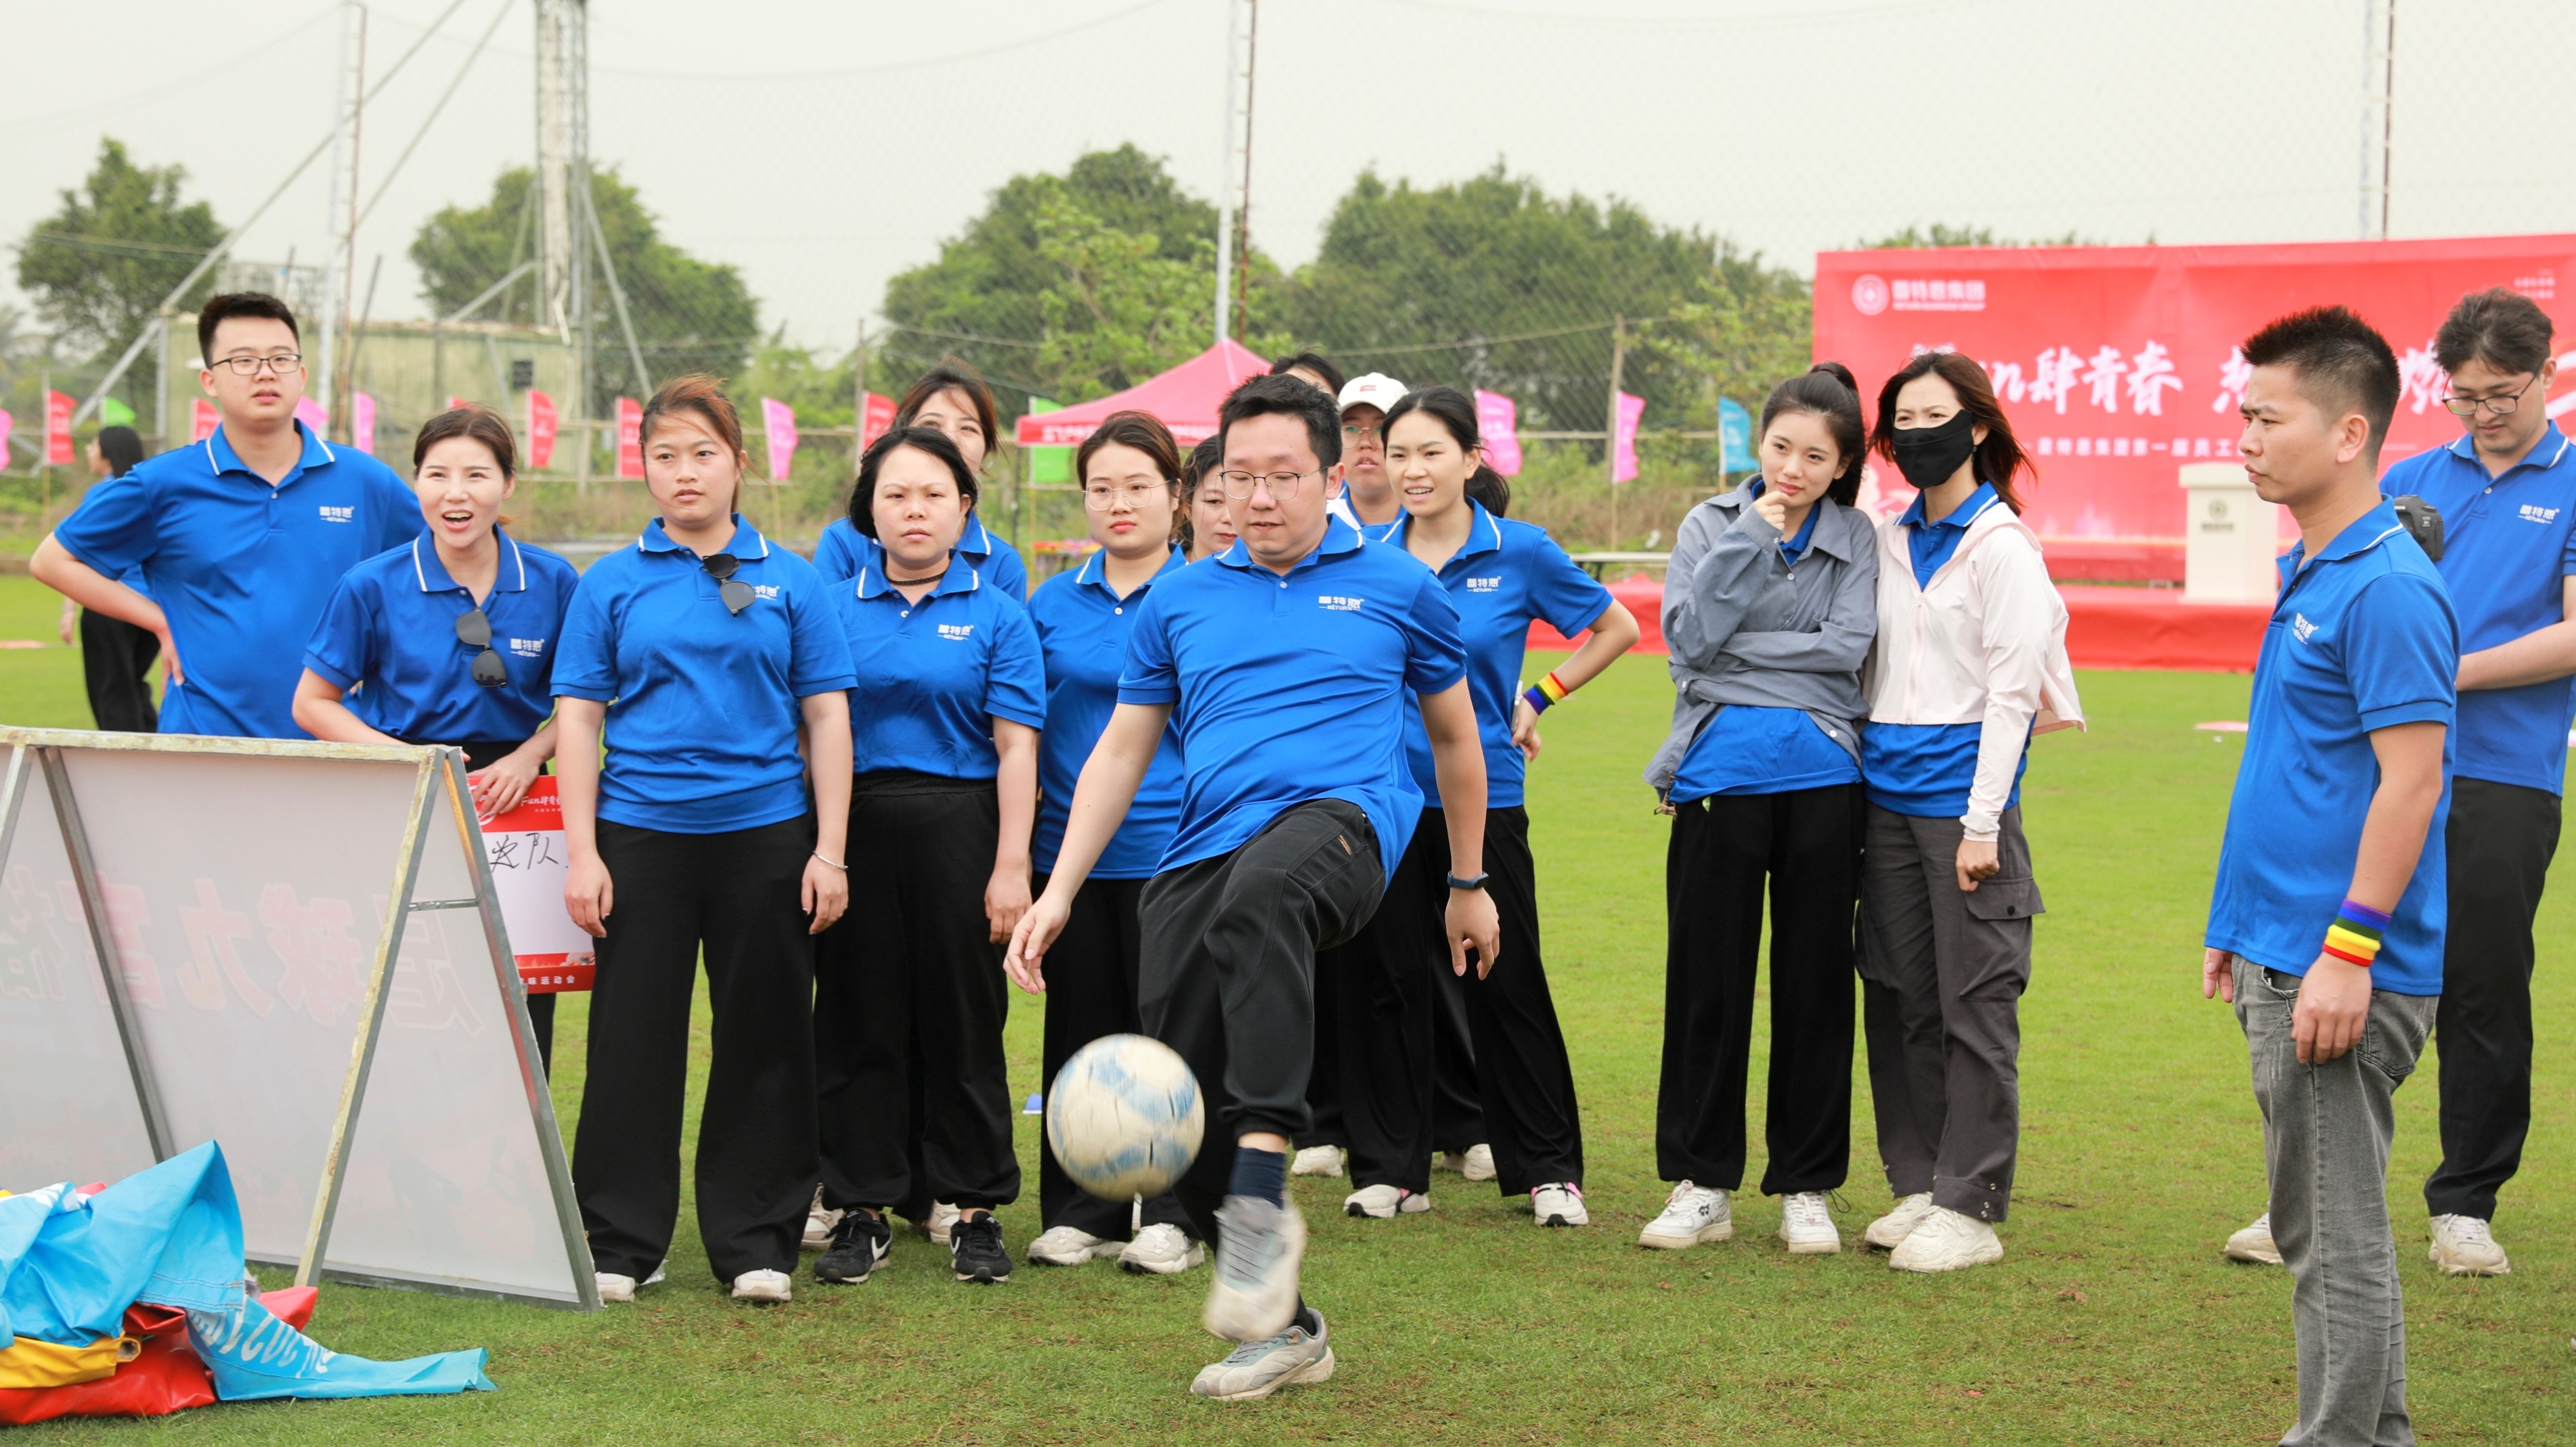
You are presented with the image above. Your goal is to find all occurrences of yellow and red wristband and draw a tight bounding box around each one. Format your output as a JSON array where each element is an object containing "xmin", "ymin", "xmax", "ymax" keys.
[
  {"xmin": 2321, "ymin": 899, "xmax": 2388, "ymax": 967},
  {"xmin": 1521, "ymin": 671, "xmax": 1573, "ymax": 715}
]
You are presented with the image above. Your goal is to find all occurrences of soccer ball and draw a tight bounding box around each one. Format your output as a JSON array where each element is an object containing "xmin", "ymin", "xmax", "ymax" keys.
[{"xmin": 1046, "ymin": 1033, "xmax": 1204, "ymax": 1200}]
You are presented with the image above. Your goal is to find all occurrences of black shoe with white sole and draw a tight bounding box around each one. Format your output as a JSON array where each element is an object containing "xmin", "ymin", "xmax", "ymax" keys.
[
  {"xmin": 951, "ymin": 1211, "xmax": 1012, "ymax": 1284},
  {"xmin": 814, "ymin": 1208, "xmax": 892, "ymax": 1284}
]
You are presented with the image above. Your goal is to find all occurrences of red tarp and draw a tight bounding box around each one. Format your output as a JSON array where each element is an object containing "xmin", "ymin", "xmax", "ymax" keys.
[{"xmin": 1015, "ymin": 340, "xmax": 1273, "ymax": 448}]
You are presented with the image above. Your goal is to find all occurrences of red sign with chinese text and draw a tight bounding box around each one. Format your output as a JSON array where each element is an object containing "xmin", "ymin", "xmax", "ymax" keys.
[{"xmin": 1814, "ymin": 235, "xmax": 2576, "ymax": 580}]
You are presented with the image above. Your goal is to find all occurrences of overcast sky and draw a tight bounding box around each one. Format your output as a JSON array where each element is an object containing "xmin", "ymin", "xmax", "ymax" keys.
[{"xmin": 6, "ymin": 0, "xmax": 2573, "ymax": 351}]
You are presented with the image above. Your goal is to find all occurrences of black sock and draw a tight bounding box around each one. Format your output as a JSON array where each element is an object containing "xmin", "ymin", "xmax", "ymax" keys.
[
  {"xmin": 1295, "ymin": 1298, "xmax": 1321, "ymax": 1335},
  {"xmin": 1230, "ymin": 1145, "xmax": 1287, "ymax": 1207}
]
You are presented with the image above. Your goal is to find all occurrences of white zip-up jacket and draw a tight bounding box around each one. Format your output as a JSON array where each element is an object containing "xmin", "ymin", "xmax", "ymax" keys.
[{"xmin": 1863, "ymin": 497, "xmax": 2085, "ymax": 841}]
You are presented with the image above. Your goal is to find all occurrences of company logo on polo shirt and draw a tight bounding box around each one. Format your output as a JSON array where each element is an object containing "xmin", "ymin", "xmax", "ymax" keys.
[
  {"xmin": 2520, "ymin": 503, "xmax": 2560, "ymax": 525},
  {"xmin": 318, "ymin": 504, "xmax": 355, "ymax": 522},
  {"xmin": 937, "ymin": 622, "xmax": 975, "ymax": 640},
  {"xmin": 2292, "ymin": 613, "xmax": 2318, "ymax": 643},
  {"xmin": 753, "ymin": 584, "xmax": 781, "ymax": 600},
  {"xmin": 508, "ymin": 636, "xmax": 546, "ymax": 657},
  {"xmin": 1464, "ymin": 576, "xmax": 1502, "ymax": 592},
  {"xmin": 1317, "ymin": 594, "xmax": 1365, "ymax": 612}
]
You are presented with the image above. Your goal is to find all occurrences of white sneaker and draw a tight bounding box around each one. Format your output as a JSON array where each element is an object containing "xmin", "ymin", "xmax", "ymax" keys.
[
  {"xmin": 1119, "ymin": 1222, "xmax": 1206, "ymax": 1275},
  {"xmin": 1028, "ymin": 1225, "xmax": 1118, "ymax": 1266},
  {"xmin": 595, "ymin": 1271, "xmax": 636, "ymax": 1304},
  {"xmin": 1343, "ymin": 1183, "xmax": 1431, "ymax": 1218},
  {"xmin": 730, "ymin": 1268, "xmax": 793, "ymax": 1303},
  {"xmin": 2428, "ymin": 1214, "xmax": 2511, "ymax": 1276},
  {"xmin": 1531, "ymin": 1182, "xmax": 1588, "ymax": 1228},
  {"xmin": 2224, "ymin": 1211, "xmax": 2282, "ymax": 1266},
  {"xmin": 1203, "ymin": 1195, "xmax": 1306, "ymax": 1342},
  {"xmin": 1437, "ymin": 1144, "xmax": 1497, "ymax": 1181},
  {"xmin": 1864, "ymin": 1192, "xmax": 1936, "ymax": 1250},
  {"xmin": 802, "ymin": 1185, "xmax": 842, "ymax": 1251},
  {"xmin": 1189, "ymin": 1310, "xmax": 1334, "ymax": 1400},
  {"xmin": 925, "ymin": 1201, "xmax": 963, "ymax": 1245},
  {"xmin": 1777, "ymin": 1192, "xmax": 1839, "ymax": 1255},
  {"xmin": 1887, "ymin": 1206, "xmax": 2003, "ymax": 1272},
  {"xmin": 1638, "ymin": 1181, "xmax": 1732, "ymax": 1249},
  {"xmin": 1290, "ymin": 1145, "xmax": 1346, "ymax": 1178}
]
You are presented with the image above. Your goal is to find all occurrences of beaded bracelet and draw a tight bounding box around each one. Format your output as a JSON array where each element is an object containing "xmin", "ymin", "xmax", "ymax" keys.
[
  {"xmin": 1521, "ymin": 670, "xmax": 1573, "ymax": 715},
  {"xmin": 2321, "ymin": 899, "xmax": 2388, "ymax": 967}
]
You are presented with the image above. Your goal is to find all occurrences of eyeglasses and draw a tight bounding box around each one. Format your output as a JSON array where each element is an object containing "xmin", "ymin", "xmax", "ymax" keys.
[
  {"xmin": 1341, "ymin": 423, "xmax": 1383, "ymax": 445},
  {"xmin": 703, "ymin": 552, "xmax": 754, "ymax": 615},
  {"xmin": 2442, "ymin": 373, "xmax": 2540, "ymax": 417},
  {"xmin": 211, "ymin": 353, "xmax": 304, "ymax": 376},
  {"xmin": 1083, "ymin": 481, "xmax": 1169, "ymax": 511},
  {"xmin": 1218, "ymin": 467, "xmax": 1324, "ymax": 500},
  {"xmin": 454, "ymin": 609, "xmax": 508, "ymax": 688}
]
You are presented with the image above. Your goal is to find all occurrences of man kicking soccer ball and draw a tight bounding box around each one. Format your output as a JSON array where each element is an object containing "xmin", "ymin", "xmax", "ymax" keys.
[{"xmin": 1008, "ymin": 374, "xmax": 1499, "ymax": 1401}]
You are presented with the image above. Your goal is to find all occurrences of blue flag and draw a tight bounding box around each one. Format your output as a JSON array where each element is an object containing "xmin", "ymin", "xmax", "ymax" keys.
[{"xmin": 1718, "ymin": 397, "xmax": 1757, "ymax": 473}]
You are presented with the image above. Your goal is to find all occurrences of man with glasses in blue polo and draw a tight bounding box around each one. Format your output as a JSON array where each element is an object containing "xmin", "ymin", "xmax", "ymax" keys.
[{"xmin": 34, "ymin": 293, "xmax": 422, "ymax": 738}]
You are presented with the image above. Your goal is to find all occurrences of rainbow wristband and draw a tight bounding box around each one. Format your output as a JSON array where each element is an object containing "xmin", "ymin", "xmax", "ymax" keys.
[
  {"xmin": 2322, "ymin": 899, "xmax": 2390, "ymax": 967},
  {"xmin": 1521, "ymin": 671, "xmax": 1572, "ymax": 715}
]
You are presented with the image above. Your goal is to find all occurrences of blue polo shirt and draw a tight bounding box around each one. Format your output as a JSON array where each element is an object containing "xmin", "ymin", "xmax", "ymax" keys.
[
  {"xmin": 1366, "ymin": 502, "xmax": 1612, "ymax": 809},
  {"xmin": 1029, "ymin": 548, "xmax": 1191, "ymax": 878},
  {"xmin": 552, "ymin": 517, "xmax": 856, "ymax": 834},
  {"xmin": 2206, "ymin": 500, "xmax": 2458, "ymax": 996},
  {"xmin": 1119, "ymin": 518, "xmax": 1468, "ymax": 882},
  {"xmin": 53, "ymin": 422, "xmax": 423, "ymax": 738},
  {"xmin": 833, "ymin": 552, "xmax": 1045, "ymax": 779},
  {"xmin": 814, "ymin": 513, "xmax": 1027, "ymax": 600},
  {"xmin": 303, "ymin": 530, "xmax": 578, "ymax": 745},
  {"xmin": 2380, "ymin": 424, "xmax": 2576, "ymax": 795}
]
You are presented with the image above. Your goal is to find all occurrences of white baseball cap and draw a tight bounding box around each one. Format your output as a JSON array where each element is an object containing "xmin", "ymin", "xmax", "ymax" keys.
[{"xmin": 1337, "ymin": 374, "xmax": 1406, "ymax": 415}]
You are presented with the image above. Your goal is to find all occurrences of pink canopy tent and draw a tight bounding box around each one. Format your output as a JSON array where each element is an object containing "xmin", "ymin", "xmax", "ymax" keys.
[{"xmin": 1014, "ymin": 339, "xmax": 1271, "ymax": 448}]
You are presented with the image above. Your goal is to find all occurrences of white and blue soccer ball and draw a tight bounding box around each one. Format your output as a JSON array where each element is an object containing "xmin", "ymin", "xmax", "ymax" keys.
[{"xmin": 1045, "ymin": 1033, "xmax": 1204, "ymax": 1200}]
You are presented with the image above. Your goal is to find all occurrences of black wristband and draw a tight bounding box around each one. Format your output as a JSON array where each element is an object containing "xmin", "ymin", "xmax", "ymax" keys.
[{"xmin": 1445, "ymin": 872, "xmax": 1489, "ymax": 892}]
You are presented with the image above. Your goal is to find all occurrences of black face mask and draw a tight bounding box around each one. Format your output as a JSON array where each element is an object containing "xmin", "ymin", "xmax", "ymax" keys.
[{"xmin": 1888, "ymin": 410, "xmax": 1980, "ymax": 490}]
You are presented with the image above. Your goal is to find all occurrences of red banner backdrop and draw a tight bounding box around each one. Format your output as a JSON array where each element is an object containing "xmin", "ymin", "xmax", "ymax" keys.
[{"xmin": 1814, "ymin": 235, "xmax": 2576, "ymax": 581}]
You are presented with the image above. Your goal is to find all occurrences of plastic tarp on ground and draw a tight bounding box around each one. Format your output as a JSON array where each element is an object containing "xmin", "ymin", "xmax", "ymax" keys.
[{"xmin": 1014, "ymin": 340, "xmax": 1272, "ymax": 447}]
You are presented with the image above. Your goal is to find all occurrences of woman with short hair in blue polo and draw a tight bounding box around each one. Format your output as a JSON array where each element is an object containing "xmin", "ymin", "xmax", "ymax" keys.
[
  {"xmin": 293, "ymin": 404, "xmax": 580, "ymax": 1070},
  {"xmin": 809, "ymin": 425, "xmax": 1045, "ymax": 1289},
  {"xmin": 813, "ymin": 361, "xmax": 1028, "ymax": 599},
  {"xmin": 1334, "ymin": 385, "xmax": 1637, "ymax": 1227},
  {"xmin": 1640, "ymin": 363, "xmax": 1878, "ymax": 1258},
  {"xmin": 551, "ymin": 375, "xmax": 857, "ymax": 1308},
  {"xmin": 1013, "ymin": 410, "xmax": 1201, "ymax": 1275}
]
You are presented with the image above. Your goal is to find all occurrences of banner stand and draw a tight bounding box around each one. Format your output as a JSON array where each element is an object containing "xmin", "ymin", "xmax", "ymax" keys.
[{"xmin": 0, "ymin": 729, "xmax": 598, "ymax": 1312}]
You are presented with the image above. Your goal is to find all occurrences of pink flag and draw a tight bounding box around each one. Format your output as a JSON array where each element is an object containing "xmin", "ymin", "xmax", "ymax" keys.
[
  {"xmin": 860, "ymin": 393, "xmax": 896, "ymax": 449},
  {"xmin": 615, "ymin": 397, "xmax": 644, "ymax": 479},
  {"xmin": 292, "ymin": 395, "xmax": 327, "ymax": 437},
  {"xmin": 1612, "ymin": 391, "xmax": 1646, "ymax": 484},
  {"xmin": 191, "ymin": 398, "xmax": 221, "ymax": 443},
  {"xmin": 45, "ymin": 391, "xmax": 75, "ymax": 465},
  {"xmin": 1474, "ymin": 389, "xmax": 1522, "ymax": 476},
  {"xmin": 0, "ymin": 410, "xmax": 12, "ymax": 463},
  {"xmin": 762, "ymin": 397, "xmax": 798, "ymax": 481},
  {"xmin": 352, "ymin": 393, "xmax": 376, "ymax": 455},
  {"xmin": 526, "ymin": 390, "xmax": 557, "ymax": 470}
]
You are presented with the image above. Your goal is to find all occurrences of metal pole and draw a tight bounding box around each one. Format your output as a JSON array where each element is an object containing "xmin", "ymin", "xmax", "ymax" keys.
[
  {"xmin": 1605, "ymin": 317, "xmax": 1625, "ymax": 548},
  {"xmin": 1233, "ymin": 0, "xmax": 1259, "ymax": 337},
  {"xmin": 1213, "ymin": 0, "xmax": 1240, "ymax": 347},
  {"xmin": 41, "ymin": 747, "xmax": 176, "ymax": 1163},
  {"xmin": 2378, "ymin": 0, "xmax": 2397, "ymax": 241},
  {"xmin": 154, "ymin": 315, "xmax": 171, "ymax": 449}
]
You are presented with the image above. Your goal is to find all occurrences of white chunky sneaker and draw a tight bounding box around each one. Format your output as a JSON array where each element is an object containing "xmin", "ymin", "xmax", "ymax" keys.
[
  {"xmin": 925, "ymin": 1201, "xmax": 963, "ymax": 1245},
  {"xmin": 1202, "ymin": 1195, "xmax": 1307, "ymax": 1342},
  {"xmin": 1887, "ymin": 1206, "xmax": 2003, "ymax": 1272},
  {"xmin": 802, "ymin": 1185, "xmax": 842, "ymax": 1251},
  {"xmin": 1119, "ymin": 1222, "xmax": 1206, "ymax": 1274},
  {"xmin": 1530, "ymin": 1182, "xmax": 1588, "ymax": 1228},
  {"xmin": 1189, "ymin": 1310, "xmax": 1334, "ymax": 1400},
  {"xmin": 1291, "ymin": 1145, "xmax": 1347, "ymax": 1178},
  {"xmin": 2224, "ymin": 1211, "xmax": 2282, "ymax": 1266},
  {"xmin": 1637, "ymin": 1181, "xmax": 1732, "ymax": 1249},
  {"xmin": 730, "ymin": 1268, "xmax": 793, "ymax": 1303},
  {"xmin": 595, "ymin": 1271, "xmax": 637, "ymax": 1304},
  {"xmin": 1028, "ymin": 1225, "xmax": 1118, "ymax": 1266},
  {"xmin": 1777, "ymin": 1192, "xmax": 1839, "ymax": 1255},
  {"xmin": 1343, "ymin": 1183, "xmax": 1431, "ymax": 1218},
  {"xmin": 2428, "ymin": 1215, "xmax": 2511, "ymax": 1276},
  {"xmin": 1438, "ymin": 1144, "xmax": 1497, "ymax": 1181},
  {"xmin": 1864, "ymin": 1192, "xmax": 1937, "ymax": 1250}
]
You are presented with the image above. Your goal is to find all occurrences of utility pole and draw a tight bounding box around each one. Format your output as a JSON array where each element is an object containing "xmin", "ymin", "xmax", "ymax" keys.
[
  {"xmin": 318, "ymin": 3, "xmax": 364, "ymax": 439},
  {"xmin": 536, "ymin": 0, "xmax": 575, "ymax": 338},
  {"xmin": 1213, "ymin": 0, "xmax": 1254, "ymax": 347},
  {"xmin": 1605, "ymin": 317, "xmax": 1626, "ymax": 548},
  {"xmin": 2361, "ymin": 0, "xmax": 2395, "ymax": 240},
  {"xmin": 1233, "ymin": 0, "xmax": 1260, "ymax": 337}
]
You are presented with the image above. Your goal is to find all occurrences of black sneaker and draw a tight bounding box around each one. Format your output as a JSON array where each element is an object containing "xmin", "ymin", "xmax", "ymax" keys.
[
  {"xmin": 950, "ymin": 1211, "xmax": 1012, "ymax": 1284},
  {"xmin": 814, "ymin": 1208, "xmax": 892, "ymax": 1285}
]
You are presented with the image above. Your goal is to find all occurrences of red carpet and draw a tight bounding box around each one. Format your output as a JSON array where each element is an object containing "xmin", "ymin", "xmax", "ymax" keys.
[{"xmin": 1528, "ymin": 575, "xmax": 2269, "ymax": 672}]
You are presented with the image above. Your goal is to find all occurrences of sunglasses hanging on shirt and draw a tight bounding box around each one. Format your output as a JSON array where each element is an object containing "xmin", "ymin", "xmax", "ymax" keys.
[
  {"xmin": 703, "ymin": 552, "xmax": 755, "ymax": 615},
  {"xmin": 454, "ymin": 608, "xmax": 508, "ymax": 688}
]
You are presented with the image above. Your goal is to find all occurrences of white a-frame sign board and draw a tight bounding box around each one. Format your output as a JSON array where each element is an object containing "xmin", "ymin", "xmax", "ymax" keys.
[{"xmin": 0, "ymin": 729, "xmax": 597, "ymax": 1310}]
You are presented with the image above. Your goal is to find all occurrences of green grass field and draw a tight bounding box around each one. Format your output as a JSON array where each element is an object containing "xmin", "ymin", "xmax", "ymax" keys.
[{"xmin": 5, "ymin": 574, "xmax": 2571, "ymax": 1444}]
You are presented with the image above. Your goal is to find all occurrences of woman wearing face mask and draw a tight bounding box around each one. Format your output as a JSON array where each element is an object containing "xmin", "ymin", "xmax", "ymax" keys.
[
  {"xmin": 1010, "ymin": 411, "xmax": 1201, "ymax": 1276},
  {"xmin": 1182, "ymin": 436, "xmax": 1237, "ymax": 561},
  {"xmin": 1324, "ymin": 385, "xmax": 1636, "ymax": 1226},
  {"xmin": 814, "ymin": 361, "xmax": 1028, "ymax": 600},
  {"xmin": 1638, "ymin": 363, "xmax": 1879, "ymax": 1257},
  {"xmin": 553, "ymin": 376, "xmax": 856, "ymax": 1307},
  {"xmin": 810, "ymin": 426, "xmax": 1045, "ymax": 1289},
  {"xmin": 1854, "ymin": 351, "xmax": 2082, "ymax": 1274},
  {"xmin": 294, "ymin": 404, "xmax": 581, "ymax": 1069}
]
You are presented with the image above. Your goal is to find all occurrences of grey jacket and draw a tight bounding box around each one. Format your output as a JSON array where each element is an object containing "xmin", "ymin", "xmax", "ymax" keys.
[{"xmin": 1645, "ymin": 486, "xmax": 1879, "ymax": 797}]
